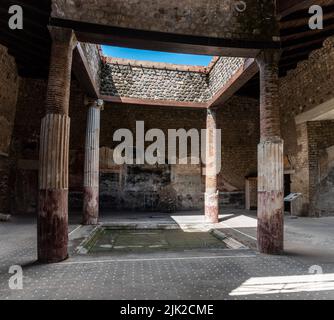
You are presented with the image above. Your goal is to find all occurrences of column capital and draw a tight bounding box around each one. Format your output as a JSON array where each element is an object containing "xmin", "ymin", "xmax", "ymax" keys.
[
  {"xmin": 48, "ymin": 26, "xmax": 77, "ymax": 49},
  {"xmin": 256, "ymin": 49, "xmax": 281, "ymax": 67},
  {"xmin": 84, "ymin": 97, "xmax": 104, "ymax": 110},
  {"xmin": 207, "ymin": 108, "xmax": 217, "ymax": 116}
]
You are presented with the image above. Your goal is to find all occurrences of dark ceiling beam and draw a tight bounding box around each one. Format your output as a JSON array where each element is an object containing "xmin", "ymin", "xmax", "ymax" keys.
[
  {"xmin": 50, "ymin": 17, "xmax": 280, "ymax": 58},
  {"xmin": 5, "ymin": 43, "xmax": 48, "ymax": 63},
  {"xmin": 278, "ymin": 0, "xmax": 322, "ymax": 20},
  {"xmin": 281, "ymin": 43, "xmax": 322, "ymax": 61},
  {"xmin": 0, "ymin": 27, "xmax": 50, "ymax": 45},
  {"xmin": 279, "ymin": 58, "xmax": 308, "ymax": 69},
  {"xmin": 280, "ymin": 6, "xmax": 334, "ymax": 29},
  {"xmin": 280, "ymin": 51, "xmax": 311, "ymax": 62},
  {"xmin": 281, "ymin": 17, "xmax": 334, "ymax": 37},
  {"xmin": 282, "ymin": 28, "xmax": 334, "ymax": 50},
  {"xmin": 0, "ymin": 29, "xmax": 49, "ymax": 54},
  {"xmin": 72, "ymin": 43, "xmax": 99, "ymax": 99},
  {"xmin": 101, "ymin": 95, "xmax": 208, "ymax": 109},
  {"xmin": 1, "ymin": 0, "xmax": 50, "ymax": 17},
  {"xmin": 281, "ymin": 23, "xmax": 334, "ymax": 41},
  {"xmin": 208, "ymin": 59, "xmax": 258, "ymax": 108},
  {"xmin": 0, "ymin": 6, "xmax": 49, "ymax": 25}
]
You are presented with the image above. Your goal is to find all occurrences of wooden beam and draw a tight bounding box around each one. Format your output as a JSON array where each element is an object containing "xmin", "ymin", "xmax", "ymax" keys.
[
  {"xmin": 50, "ymin": 18, "xmax": 279, "ymax": 58},
  {"xmin": 208, "ymin": 59, "xmax": 258, "ymax": 108},
  {"xmin": 100, "ymin": 95, "xmax": 208, "ymax": 109},
  {"xmin": 72, "ymin": 43, "xmax": 99, "ymax": 99},
  {"xmin": 278, "ymin": 0, "xmax": 319, "ymax": 20},
  {"xmin": 280, "ymin": 7, "xmax": 334, "ymax": 29},
  {"xmin": 282, "ymin": 29, "xmax": 334, "ymax": 50},
  {"xmin": 281, "ymin": 22, "xmax": 334, "ymax": 42}
]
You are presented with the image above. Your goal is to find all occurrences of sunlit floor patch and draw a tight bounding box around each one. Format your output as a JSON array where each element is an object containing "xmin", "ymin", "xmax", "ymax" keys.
[
  {"xmin": 230, "ymin": 273, "xmax": 334, "ymax": 296},
  {"xmin": 85, "ymin": 228, "xmax": 228, "ymax": 253}
]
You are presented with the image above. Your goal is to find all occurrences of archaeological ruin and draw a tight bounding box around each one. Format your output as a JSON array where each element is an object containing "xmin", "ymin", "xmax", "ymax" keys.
[{"xmin": 1, "ymin": 0, "xmax": 334, "ymax": 301}]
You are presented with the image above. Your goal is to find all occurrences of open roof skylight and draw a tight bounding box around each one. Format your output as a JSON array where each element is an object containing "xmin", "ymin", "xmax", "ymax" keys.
[{"xmin": 101, "ymin": 45, "xmax": 213, "ymax": 67}]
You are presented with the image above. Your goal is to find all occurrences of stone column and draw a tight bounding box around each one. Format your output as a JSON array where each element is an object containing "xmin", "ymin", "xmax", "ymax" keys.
[
  {"xmin": 205, "ymin": 108, "xmax": 220, "ymax": 223},
  {"xmin": 38, "ymin": 27, "xmax": 77, "ymax": 263},
  {"xmin": 82, "ymin": 99, "xmax": 103, "ymax": 225},
  {"xmin": 256, "ymin": 50, "xmax": 284, "ymax": 255}
]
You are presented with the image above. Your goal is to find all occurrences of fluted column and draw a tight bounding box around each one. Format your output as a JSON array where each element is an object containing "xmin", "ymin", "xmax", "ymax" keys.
[
  {"xmin": 38, "ymin": 27, "xmax": 77, "ymax": 263},
  {"xmin": 82, "ymin": 99, "xmax": 103, "ymax": 225},
  {"xmin": 256, "ymin": 50, "xmax": 284, "ymax": 255},
  {"xmin": 205, "ymin": 108, "xmax": 220, "ymax": 223}
]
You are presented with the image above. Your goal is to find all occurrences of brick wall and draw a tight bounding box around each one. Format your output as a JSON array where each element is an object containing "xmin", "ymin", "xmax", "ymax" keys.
[
  {"xmin": 307, "ymin": 121, "xmax": 334, "ymax": 216},
  {"xmin": 0, "ymin": 44, "xmax": 19, "ymax": 213},
  {"xmin": 279, "ymin": 37, "xmax": 334, "ymax": 215}
]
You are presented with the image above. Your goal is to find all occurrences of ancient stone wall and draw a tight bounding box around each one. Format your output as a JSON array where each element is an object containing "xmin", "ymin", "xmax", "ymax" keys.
[
  {"xmin": 307, "ymin": 121, "xmax": 334, "ymax": 216},
  {"xmin": 100, "ymin": 62, "xmax": 210, "ymax": 102},
  {"xmin": 10, "ymin": 78, "xmax": 86, "ymax": 214},
  {"xmin": 279, "ymin": 37, "xmax": 334, "ymax": 215},
  {"xmin": 10, "ymin": 78, "xmax": 46, "ymax": 214},
  {"xmin": 51, "ymin": 0, "xmax": 278, "ymax": 42},
  {"xmin": 0, "ymin": 45, "xmax": 19, "ymax": 155},
  {"xmin": 0, "ymin": 44, "xmax": 19, "ymax": 213},
  {"xmin": 97, "ymin": 95, "xmax": 259, "ymax": 211},
  {"xmin": 208, "ymin": 57, "xmax": 245, "ymax": 97},
  {"xmin": 10, "ymin": 74, "xmax": 259, "ymax": 213},
  {"xmin": 100, "ymin": 57, "xmax": 246, "ymax": 103}
]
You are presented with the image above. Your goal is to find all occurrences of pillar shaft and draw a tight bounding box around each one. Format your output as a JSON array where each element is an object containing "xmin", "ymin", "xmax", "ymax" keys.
[
  {"xmin": 256, "ymin": 50, "xmax": 284, "ymax": 254},
  {"xmin": 205, "ymin": 109, "xmax": 219, "ymax": 223},
  {"xmin": 38, "ymin": 27, "xmax": 76, "ymax": 263},
  {"xmin": 83, "ymin": 100, "xmax": 102, "ymax": 225}
]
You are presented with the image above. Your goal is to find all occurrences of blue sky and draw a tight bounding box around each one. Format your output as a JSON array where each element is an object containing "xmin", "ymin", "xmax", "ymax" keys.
[{"xmin": 102, "ymin": 45, "xmax": 213, "ymax": 66}]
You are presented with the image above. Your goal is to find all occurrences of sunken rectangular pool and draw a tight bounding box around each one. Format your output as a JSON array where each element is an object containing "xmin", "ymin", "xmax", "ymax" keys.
[{"xmin": 80, "ymin": 227, "xmax": 229, "ymax": 254}]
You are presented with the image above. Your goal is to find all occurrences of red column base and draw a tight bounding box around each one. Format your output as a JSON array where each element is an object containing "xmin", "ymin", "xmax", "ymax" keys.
[
  {"xmin": 38, "ymin": 189, "xmax": 68, "ymax": 263},
  {"xmin": 205, "ymin": 192, "xmax": 219, "ymax": 223},
  {"xmin": 82, "ymin": 186, "xmax": 99, "ymax": 225},
  {"xmin": 257, "ymin": 191, "xmax": 284, "ymax": 255}
]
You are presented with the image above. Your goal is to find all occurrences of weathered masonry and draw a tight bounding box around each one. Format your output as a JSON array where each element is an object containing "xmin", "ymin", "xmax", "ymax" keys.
[{"xmin": 0, "ymin": 0, "xmax": 334, "ymax": 262}]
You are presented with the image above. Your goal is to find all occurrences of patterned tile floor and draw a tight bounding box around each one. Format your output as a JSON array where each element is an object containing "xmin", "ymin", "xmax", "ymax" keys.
[{"xmin": 1, "ymin": 210, "xmax": 334, "ymax": 300}]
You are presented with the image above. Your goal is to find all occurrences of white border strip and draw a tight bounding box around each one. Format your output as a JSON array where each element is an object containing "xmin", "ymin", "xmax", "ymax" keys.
[{"xmin": 56, "ymin": 254, "xmax": 256, "ymax": 266}]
